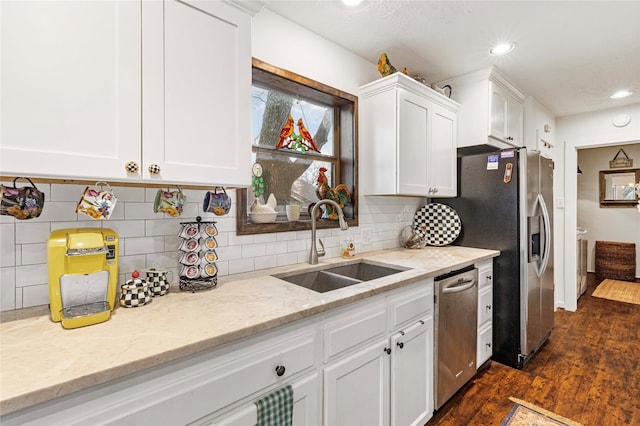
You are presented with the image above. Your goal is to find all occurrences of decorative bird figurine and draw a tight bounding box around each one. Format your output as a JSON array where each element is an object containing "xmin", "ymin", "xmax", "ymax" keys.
[
  {"xmin": 297, "ymin": 118, "xmax": 320, "ymax": 152},
  {"xmin": 315, "ymin": 167, "xmax": 351, "ymax": 220},
  {"xmin": 276, "ymin": 114, "xmax": 295, "ymax": 148},
  {"xmin": 377, "ymin": 53, "xmax": 397, "ymax": 77}
]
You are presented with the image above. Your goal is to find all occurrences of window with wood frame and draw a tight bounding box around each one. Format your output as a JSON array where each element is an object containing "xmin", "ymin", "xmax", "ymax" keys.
[{"xmin": 236, "ymin": 59, "xmax": 358, "ymax": 235}]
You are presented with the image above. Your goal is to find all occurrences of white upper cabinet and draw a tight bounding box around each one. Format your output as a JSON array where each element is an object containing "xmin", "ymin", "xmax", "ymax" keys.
[
  {"xmin": 439, "ymin": 66, "xmax": 525, "ymax": 152},
  {"xmin": 1, "ymin": 0, "xmax": 251, "ymax": 186},
  {"xmin": 142, "ymin": 0, "xmax": 251, "ymax": 185},
  {"xmin": 1, "ymin": 1, "xmax": 141, "ymax": 180},
  {"xmin": 359, "ymin": 73, "xmax": 459, "ymax": 197}
]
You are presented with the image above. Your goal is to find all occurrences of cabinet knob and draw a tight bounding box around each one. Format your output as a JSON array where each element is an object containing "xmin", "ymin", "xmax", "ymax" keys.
[
  {"xmin": 125, "ymin": 161, "xmax": 140, "ymax": 174},
  {"xmin": 486, "ymin": 305, "xmax": 492, "ymax": 310},
  {"xmin": 486, "ymin": 342, "xmax": 492, "ymax": 348},
  {"xmin": 397, "ymin": 342, "xmax": 404, "ymax": 349},
  {"xmin": 384, "ymin": 347, "xmax": 391, "ymax": 355},
  {"xmin": 148, "ymin": 164, "xmax": 161, "ymax": 175},
  {"xmin": 275, "ymin": 365, "xmax": 286, "ymax": 376},
  {"xmin": 487, "ymin": 275, "xmax": 492, "ymax": 280},
  {"xmin": 433, "ymin": 188, "xmax": 438, "ymax": 194}
]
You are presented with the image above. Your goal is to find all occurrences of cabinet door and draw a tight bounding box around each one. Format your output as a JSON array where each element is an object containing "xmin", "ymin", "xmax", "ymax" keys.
[
  {"xmin": 428, "ymin": 105, "xmax": 457, "ymax": 197},
  {"xmin": 210, "ymin": 373, "xmax": 320, "ymax": 426},
  {"xmin": 488, "ymin": 81, "xmax": 508, "ymax": 143},
  {"xmin": 390, "ymin": 318, "xmax": 433, "ymax": 426},
  {"xmin": 324, "ymin": 339, "xmax": 390, "ymax": 426},
  {"xmin": 507, "ymin": 98, "xmax": 524, "ymax": 147},
  {"xmin": 142, "ymin": 0, "xmax": 251, "ymax": 185},
  {"xmin": 0, "ymin": 1, "xmax": 141, "ymax": 180},
  {"xmin": 397, "ymin": 89, "xmax": 430, "ymax": 195}
]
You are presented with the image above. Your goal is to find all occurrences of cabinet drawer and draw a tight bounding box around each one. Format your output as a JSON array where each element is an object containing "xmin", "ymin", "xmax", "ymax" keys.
[
  {"xmin": 2, "ymin": 324, "xmax": 319, "ymax": 426},
  {"xmin": 478, "ymin": 287, "xmax": 493, "ymax": 327},
  {"xmin": 387, "ymin": 279, "xmax": 433, "ymax": 331},
  {"xmin": 477, "ymin": 325, "xmax": 493, "ymax": 366},
  {"xmin": 477, "ymin": 262, "xmax": 493, "ymax": 289},
  {"xmin": 323, "ymin": 298, "xmax": 387, "ymax": 362}
]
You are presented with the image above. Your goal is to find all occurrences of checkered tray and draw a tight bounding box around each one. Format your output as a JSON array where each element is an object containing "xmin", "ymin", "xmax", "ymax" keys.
[{"xmin": 413, "ymin": 203, "xmax": 462, "ymax": 246}]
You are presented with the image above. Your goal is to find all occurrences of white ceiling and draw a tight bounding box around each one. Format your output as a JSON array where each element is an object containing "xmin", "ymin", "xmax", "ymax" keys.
[{"xmin": 260, "ymin": 0, "xmax": 640, "ymax": 117}]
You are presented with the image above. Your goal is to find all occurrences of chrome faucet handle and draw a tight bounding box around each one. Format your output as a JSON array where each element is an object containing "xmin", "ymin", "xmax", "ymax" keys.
[{"xmin": 317, "ymin": 239, "xmax": 326, "ymax": 257}]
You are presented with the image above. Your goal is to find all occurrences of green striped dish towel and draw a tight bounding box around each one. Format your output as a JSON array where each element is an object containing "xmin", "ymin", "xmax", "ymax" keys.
[{"xmin": 255, "ymin": 384, "xmax": 294, "ymax": 426}]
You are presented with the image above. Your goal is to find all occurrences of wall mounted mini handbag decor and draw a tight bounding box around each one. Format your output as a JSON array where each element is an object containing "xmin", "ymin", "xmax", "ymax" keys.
[{"xmin": 0, "ymin": 177, "xmax": 45, "ymax": 219}]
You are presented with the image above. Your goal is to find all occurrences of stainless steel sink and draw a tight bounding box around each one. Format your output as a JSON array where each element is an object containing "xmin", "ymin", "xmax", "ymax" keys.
[{"xmin": 274, "ymin": 261, "xmax": 407, "ymax": 293}]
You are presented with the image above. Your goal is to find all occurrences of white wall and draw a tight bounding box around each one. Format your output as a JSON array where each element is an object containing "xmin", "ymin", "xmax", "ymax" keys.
[
  {"xmin": 0, "ymin": 8, "xmax": 426, "ymax": 312},
  {"xmin": 557, "ymin": 103, "xmax": 640, "ymax": 311},
  {"xmin": 577, "ymin": 144, "xmax": 640, "ymax": 276}
]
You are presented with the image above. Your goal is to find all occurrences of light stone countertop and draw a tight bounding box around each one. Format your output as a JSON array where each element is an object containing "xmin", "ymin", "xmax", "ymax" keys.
[{"xmin": 0, "ymin": 246, "xmax": 498, "ymax": 415}]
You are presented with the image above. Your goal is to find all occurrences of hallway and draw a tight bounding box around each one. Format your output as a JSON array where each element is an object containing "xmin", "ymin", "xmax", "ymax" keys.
[{"xmin": 428, "ymin": 273, "xmax": 640, "ymax": 425}]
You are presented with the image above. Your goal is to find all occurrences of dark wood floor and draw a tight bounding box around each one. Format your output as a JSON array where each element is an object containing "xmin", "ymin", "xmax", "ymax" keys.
[{"xmin": 428, "ymin": 273, "xmax": 640, "ymax": 425}]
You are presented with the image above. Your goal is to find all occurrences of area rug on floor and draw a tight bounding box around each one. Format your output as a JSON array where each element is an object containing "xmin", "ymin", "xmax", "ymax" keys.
[
  {"xmin": 501, "ymin": 397, "xmax": 583, "ymax": 426},
  {"xmin": 592, "ymin": 279, "xmax": 640, "ymax": 305}
]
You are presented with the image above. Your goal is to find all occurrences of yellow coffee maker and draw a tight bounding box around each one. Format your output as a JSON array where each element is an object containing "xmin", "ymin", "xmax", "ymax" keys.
[{"xmin": 48, "ymin": 228, "xmax": 118, "ymax": 329}]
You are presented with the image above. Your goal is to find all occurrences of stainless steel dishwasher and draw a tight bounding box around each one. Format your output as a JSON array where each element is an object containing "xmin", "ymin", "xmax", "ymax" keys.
[{"xmin": 434, "ymin": 266, "xmax": 478, "ymax": 409}]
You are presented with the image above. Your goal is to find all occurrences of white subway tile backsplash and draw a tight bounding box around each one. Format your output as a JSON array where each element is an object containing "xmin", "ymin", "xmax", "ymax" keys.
[
  {"xmin": 1, "ymin": 224, "xmax": 16, "ymax": 267},
  {"xmin": 21, "ymin": 284, "xmax": 49, "ymax": 308},
  {"xmin": 15, "ymin": 264, "xmax": 48, "ymax": 287},
  {"xmin": 21, "ymin": 243, "xmax": 47, "ymax": 265},
  {"xmin": 15, "ymin": 222, "xmax": 51, "ymax": 245},
  {"xmin": 124, "ymin": 236, "xmax": 165, "ymax": 256},
  {"xmin": 228, "ymin": 258, "xmax": 254, "ymax": 275},
  {"xmin": 102, "ymin": 220, "xmax": 146, "ymax": 239},
  {"xmin": 254, "ymin": 255, "xmax": 277, "ymax": 271},
  {"xmin": 145, "ymin": 219, "xmax": 181, "ymax": 237},
  {"xmin": 242, "ymin": 243, "xmax": 267, "ymax": 258},
  {"xmin": 124, "ymin": 202, "xmax": 158, "ymax": 220},
  {"xmin": 227, "ymin": 233, "xmax": 254, "ymax": 246},
  {"xmin": 277, "ymin": 252, "xmax": 298, "ymax": 267},
  {"xmin": 216, "ymin": 245, "xmax": 243, "ymax": 261},
  {"xmin": 37, "ymin": 201, "xmax": 80, "ymax": 222},
  {"xmin": 0, "ymin": 185, "xmax": 417, "ymax": 312},
  {"xmin": 117, "ymin": 255, "xmax": 147, "ymax": 276},
  {"xmin": 50, "ymin": 184, "xmax": 88, "ymax": 202},
  {"xmin": 1, "ymin": 267, "xmax": 16, "ymax": 311}
]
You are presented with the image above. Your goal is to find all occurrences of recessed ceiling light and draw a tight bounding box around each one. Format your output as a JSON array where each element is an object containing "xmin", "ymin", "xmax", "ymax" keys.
[
  {"xmin": 610, "ymin": 90, "xmax": 633, "ymax": 99},
  {"xmin": 342, "ymin": 0, "xmax": 363, "ymax": 6},
  {"xmin": 489, "ymin": 42, "xmax": 515, "ymax": 56}
]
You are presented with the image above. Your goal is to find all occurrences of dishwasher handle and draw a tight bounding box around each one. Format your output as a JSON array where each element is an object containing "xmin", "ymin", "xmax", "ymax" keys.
[{"xmin": 442, "ymin": 278, "xmax": 476, "ymax": 294}]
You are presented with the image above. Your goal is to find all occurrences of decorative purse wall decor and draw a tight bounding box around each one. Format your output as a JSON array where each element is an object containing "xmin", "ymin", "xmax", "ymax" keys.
[{"xmin": 0, "ymin": 177, "xmax": 45, "ymax": 220}]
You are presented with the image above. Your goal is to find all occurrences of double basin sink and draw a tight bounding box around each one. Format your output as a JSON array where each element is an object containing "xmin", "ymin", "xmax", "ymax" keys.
[{"xmin": 272, "ymin": 261, "xmax": 408, "ymax": 293}]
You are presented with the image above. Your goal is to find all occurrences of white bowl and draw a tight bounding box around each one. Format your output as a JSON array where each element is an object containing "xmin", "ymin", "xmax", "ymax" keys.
[{"xmin": 250, "ymin": 212, "xmax": 278, "ymax": 223}]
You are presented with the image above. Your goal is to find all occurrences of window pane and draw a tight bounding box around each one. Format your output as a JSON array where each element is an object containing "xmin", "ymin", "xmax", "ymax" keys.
[
  {"xmin": 250, "ymin": 149, "xmax": 335, "ymax": 215},
  {"xmin": 252, "ymin": 85, "xmax": 334, "ymax": 156}
]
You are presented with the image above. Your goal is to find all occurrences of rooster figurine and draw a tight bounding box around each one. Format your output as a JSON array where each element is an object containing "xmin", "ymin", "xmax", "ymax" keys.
[
  {"xmin": 315, "ymin": 167, "xmax": 351, "ymax": 220},
  {"xmin": 377, "ymin": 53, "xmax": 397, "ymax": 77}
]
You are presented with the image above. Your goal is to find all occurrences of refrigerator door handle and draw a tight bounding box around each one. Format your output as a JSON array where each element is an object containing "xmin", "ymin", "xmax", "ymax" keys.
[
  {"xmin": 538, "ymin": 194, "xmax": 551, "ymax": 278},
  {"xmin": 531, "ymin": 193, "xmax": 551, "ymax": 278}
]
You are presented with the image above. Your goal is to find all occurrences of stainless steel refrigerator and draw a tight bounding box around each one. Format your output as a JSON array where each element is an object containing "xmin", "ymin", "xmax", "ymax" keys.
[{"xmin": 437, "ymin": 148, "xmax": 554, "ymax": 369}]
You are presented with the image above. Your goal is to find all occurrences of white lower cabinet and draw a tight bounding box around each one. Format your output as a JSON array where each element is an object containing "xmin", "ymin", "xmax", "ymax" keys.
[
  {"xmin": 324, "ymin": 339, "xmax": 390, "ymax": 426},
  {"xmin": 323, "ymin": 279, "xmax": 434, "ymax": 426},
  {"xmin": 476, "ymin": 260, "xmax": 494, "ymax": 367},
  {"xmin": 390, "ymin": 317, "xmax": 433, "ymax": 426},
  {"xmin": 208, "ymin": 373, "xmax": 320, "ymax": 426},
  {"xmin": 2, "ymin": 279, "xmax": 435, "ymax": 426}
]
